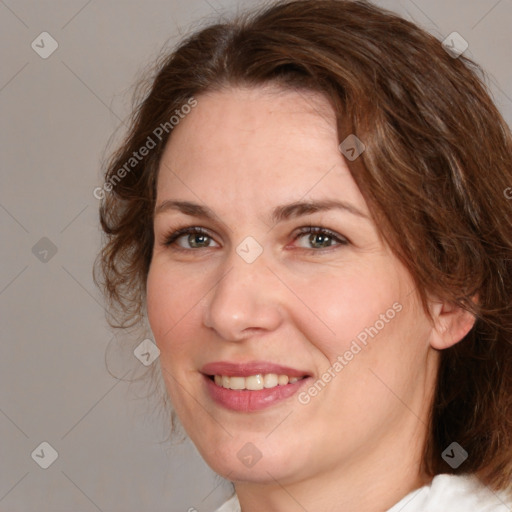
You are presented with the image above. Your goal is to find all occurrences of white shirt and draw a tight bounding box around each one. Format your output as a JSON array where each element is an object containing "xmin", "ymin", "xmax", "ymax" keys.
[{"xmin": 214, "ymin": 474, "xmax": 512, "ymax": 511}]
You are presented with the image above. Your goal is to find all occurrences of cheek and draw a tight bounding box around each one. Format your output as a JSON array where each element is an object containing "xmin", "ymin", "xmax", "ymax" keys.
[
  {"xmin": 146, "ymin": 267, "xmax": 171, "ymax": 340},
  {"xmin": 146, "ymin": 264, "xmax": 183, "ymax": 344},
  {"xmin": 146, "ymin": 262, "xmax": 207, "ymax": 355},
  {"xmin": 288, "ymin": 262, "xmax": 402, "ymax": 359},
  {"xmin": 146, "ymin": 265, "xmax": 202, "ymax": 407}
]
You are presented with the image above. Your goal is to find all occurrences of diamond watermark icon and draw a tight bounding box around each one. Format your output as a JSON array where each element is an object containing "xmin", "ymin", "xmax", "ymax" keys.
[
  {"xmin": 442, "ymin": 32, "xmax": 468, "ymax": 59},
  {"xmin": 134, "ymin": 338, "xmax": 160, "ymax": 366},
  {"xmin": 31, "ymin": 441, "xmax": 58, "ymax": 469},
  {"xmin": 339, "ymin": 134, "xmax": 365, "ymax": 161},
  {"xmin": 236, "ymin": 236, "xmax": 263, "ymax": 264},
  {"xmin": 31, "ymin": 32, "xmax": 59, "ymax": 59},
  {"xmin": 442, "ymin": 441, "xmax": 468, "ymax": 469},
  {"xmin": 32, "ymin": 237, "xmax": 58, "ymax": 263},
  {"xmin": 237, "ymin": 442, "xmax": 262, "ymax": 468}
]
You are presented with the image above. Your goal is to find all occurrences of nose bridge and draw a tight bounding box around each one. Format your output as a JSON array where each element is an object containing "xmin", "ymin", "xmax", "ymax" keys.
[{"xmin": 203, "ymin": 246, "xmax": 282, "ymax": 340}]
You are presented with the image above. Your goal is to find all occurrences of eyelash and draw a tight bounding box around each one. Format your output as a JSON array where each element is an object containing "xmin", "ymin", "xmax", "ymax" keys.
[{"xmin": 162, "ymin": 225, "xmax": 349, "ymax": 252}]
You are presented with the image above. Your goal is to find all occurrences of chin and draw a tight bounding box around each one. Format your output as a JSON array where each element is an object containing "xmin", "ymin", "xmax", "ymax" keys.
[{"xmin": 196, "ymin": 434, "xmax": 309, "ymax": 484}]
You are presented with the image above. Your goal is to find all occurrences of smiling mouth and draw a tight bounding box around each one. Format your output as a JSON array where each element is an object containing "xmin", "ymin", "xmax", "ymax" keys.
[{"xmin": 208, "ymin": 373, "xmax": 308, "ymax": 391}]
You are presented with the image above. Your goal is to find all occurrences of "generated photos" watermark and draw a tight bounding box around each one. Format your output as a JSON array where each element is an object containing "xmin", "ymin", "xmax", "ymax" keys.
[
  {"xmin": 298, "ymin": 301, "xmax": 403, "ymax": 404},
  {"xmin": 93, "ymin": 97, "xmax": 197, "ymax": 200}
]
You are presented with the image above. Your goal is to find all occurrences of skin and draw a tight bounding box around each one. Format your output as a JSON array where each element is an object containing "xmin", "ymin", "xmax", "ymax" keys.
[{"xmin": 146, "ymin": 86, "xmax": 475, "ymax": 512}]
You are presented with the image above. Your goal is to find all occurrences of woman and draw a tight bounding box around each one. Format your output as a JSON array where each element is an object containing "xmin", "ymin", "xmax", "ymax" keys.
[{"xmin": 96, "ymin": 0, "xmax": 512, "ymax": 510}]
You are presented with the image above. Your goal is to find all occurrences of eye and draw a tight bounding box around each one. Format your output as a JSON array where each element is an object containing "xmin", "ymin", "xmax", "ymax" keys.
[
  {"xmin": 163, "ymin": 226, "xmax": 219, "ymax": 250},
  {"xmin": 161, "ymin": 225, "xmax": 348, "ymax": 252},
  {"xmin": 293, "ymin": 226, "xmax": 348, "ymax": 250}
]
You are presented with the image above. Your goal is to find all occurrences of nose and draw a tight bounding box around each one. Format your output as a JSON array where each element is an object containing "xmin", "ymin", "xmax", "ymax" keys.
[{"xmin": 203, "ymin": 252, "xmax": 284, "ymax": 341}]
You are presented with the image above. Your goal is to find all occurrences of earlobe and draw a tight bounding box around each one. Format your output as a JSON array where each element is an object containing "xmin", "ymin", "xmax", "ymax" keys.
[{"xmin": 429, "ymin": 300, "xmax": 477, "ymax": 350}]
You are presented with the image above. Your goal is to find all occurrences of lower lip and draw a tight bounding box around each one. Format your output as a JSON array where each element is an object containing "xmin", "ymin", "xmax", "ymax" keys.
[{"xmin": 203, "ymin": 374, "xmax": 310, "ymax": 412}]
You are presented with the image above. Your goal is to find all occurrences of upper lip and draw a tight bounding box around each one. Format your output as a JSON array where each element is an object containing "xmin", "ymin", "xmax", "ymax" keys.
[{"xmin": 201, "ymin": 361, "xmax": 311, "ymax": 378}]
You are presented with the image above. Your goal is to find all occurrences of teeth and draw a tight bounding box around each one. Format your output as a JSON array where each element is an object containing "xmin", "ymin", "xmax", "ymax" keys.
[
  {"xmin": 211, "ymin": 373, "xmax": 304, "ymax": 390},
  {"xmin": 245, "ymin": 374, "xmax": 264, "ymax": 390},
  {"xmin": 263, "ymin": 373, "xmax": 278, "ymax": 388},
  {"xmin": 229, "ymin": 376, "xmax": 246, "ymax": 390}
]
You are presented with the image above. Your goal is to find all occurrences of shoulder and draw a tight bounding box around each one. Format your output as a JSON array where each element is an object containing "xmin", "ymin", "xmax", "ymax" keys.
[
  {"xmin": 212, "ymin": 476, "xmax": 512, "ymax": 512},
  {"xmin": 387, "ymin": 474, "xmax": 512, "ymax": 512},
  {"xmin": 214, "ymin": 493, "xmax": 240, "ymax": 512}
]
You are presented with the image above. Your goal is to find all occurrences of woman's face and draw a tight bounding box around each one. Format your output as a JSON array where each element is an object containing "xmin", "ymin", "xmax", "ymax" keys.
[{"xmin": 147, "ymin": 86, "xmax": 439, "ymax": 486}]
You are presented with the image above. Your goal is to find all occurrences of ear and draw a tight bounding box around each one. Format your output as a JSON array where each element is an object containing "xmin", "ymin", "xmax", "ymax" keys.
[{"xmin": 428, "ymin": 299, "xmax": 477, "ymax": 350}]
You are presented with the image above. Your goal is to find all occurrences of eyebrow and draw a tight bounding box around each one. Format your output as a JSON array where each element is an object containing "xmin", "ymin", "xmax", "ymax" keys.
[{"xmin": 154, "ymin": 199, "xmax": 369, "ymax": 223}]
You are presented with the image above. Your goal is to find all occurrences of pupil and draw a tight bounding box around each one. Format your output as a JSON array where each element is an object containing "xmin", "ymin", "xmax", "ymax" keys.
[{"xmin": 310, "ymin": 233, "xmax": 331, "ymax": 248}]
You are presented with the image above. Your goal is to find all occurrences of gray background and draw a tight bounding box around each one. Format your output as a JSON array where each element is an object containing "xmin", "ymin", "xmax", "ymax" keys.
[{"xmin": 1, "ymin": 1, "xmax": 511, "ymax": 511}]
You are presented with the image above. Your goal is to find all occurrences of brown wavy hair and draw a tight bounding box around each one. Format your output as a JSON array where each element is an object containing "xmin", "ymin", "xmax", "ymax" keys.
[{"xmin": 95, "ymin": 0, "xmax": 512, "ymax": 491}]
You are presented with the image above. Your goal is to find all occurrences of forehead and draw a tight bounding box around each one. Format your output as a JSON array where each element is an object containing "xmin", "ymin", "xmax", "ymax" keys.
[{"xmin": 156, "ymin": 86, "xmax": 367, "ymax": 216}]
